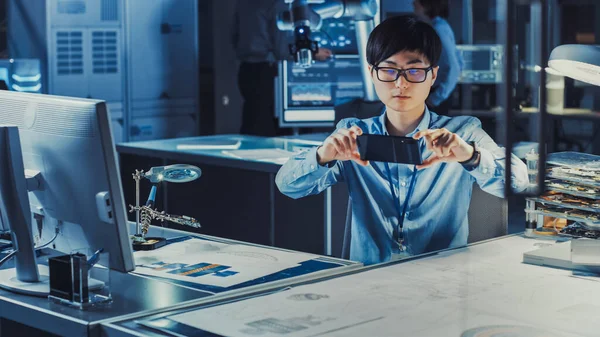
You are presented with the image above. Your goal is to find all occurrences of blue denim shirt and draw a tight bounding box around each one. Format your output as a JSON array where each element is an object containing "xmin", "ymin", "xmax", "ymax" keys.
[
  {"xmin": 428, "ymin": 16, "xmax": 463, "ymax": 106},
  {"xmin": 275, "ymin": 108, "xmax": 528, "ymax": 265}
]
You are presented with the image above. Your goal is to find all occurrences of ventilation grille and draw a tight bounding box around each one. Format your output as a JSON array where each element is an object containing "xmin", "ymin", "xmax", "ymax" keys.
[
  {"xmin": 57, "ymin": 1, "xmax": 86, "ymax": 14},
  {"xmin": 56, "ymin": 31, "xmax": 84, "ymax": 75},
  {"xmin": 0, "ymin": 99, "xmax": 27, "ymax": 127},
  {"xmin": 34, "ymin": 104, "xmax": 95, "ymax": 138},
  {"xmin": 92, "ymin": 31, "xmax": 118, "ymax": 74},
  {"xmin": 101, "ymin": 0, "xmax": 118, "ymax": 21}
]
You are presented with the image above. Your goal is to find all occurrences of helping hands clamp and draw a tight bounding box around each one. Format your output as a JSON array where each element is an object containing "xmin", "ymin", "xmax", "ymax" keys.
[{"xmin": 129, "ymin": 169, "xmax": 201, "ymax": 243}]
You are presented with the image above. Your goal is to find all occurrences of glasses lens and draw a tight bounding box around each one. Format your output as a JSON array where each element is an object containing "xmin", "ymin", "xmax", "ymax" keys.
[
  {"xmin": 405, "ymin": 69, "xmax": 427, "ymax": 82},
  {"xmin": 377, "ymin": 68, "xmax": 399, "ymax": 82}
]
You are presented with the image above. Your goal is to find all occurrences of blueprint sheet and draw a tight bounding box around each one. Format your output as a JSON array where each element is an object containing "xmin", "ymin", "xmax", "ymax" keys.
[
  {"xmin": 144, "ymin": 236, "xmax": 600, "ymax": 337},
  {"xmin": 132, "ymin": 238, "xmax": 318, "ymax": 288}
]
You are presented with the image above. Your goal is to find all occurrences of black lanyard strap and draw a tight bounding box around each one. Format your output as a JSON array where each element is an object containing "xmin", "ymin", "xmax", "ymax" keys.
[{"xmin": 384, "ymin": 163, "xmax": 418, "ymax": 245}]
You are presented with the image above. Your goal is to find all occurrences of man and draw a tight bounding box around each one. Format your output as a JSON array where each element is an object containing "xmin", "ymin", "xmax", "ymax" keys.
[
  {"xmin": 414, "ymin": 0, "xmax": 462, "ymax": 115},
  {"xmin": 276, "ymin": 15, "xmax": 528, "ymax": 265},
  {"xmin": 232, "ymin": 0, "xmax": 332, "ymax": 136}
]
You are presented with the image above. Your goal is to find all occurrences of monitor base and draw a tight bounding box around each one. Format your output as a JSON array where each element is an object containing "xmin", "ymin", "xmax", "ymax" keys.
[
  {"xmin": 132, "ymin": 236, "xmax": 167, "ymax": 251},
  {"xmin": 0, "ymin": 265, "xmax": 104, "ymax": 297}
]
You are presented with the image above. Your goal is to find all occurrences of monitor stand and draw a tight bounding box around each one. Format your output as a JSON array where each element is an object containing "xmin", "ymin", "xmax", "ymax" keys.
[{"xmin": 0, "ymin": 265, "xmax": 103, "ymax": 297}]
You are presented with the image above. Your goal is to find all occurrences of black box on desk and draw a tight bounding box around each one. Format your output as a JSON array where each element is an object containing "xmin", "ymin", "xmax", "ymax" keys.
[{"xmin": 48, "ymin": 253, "xmax": 89, "ymax": 303}]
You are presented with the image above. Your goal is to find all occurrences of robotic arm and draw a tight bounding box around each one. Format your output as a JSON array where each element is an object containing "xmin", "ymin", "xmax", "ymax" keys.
[{"xmin": 277, "ymin": 0, "xmax": 379, "ymax": 101}]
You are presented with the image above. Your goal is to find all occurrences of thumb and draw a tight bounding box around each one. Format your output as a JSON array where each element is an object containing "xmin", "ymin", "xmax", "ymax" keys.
[{"xmin": 350, "ymin": 152, "xmax": 369, "ymax": 166}]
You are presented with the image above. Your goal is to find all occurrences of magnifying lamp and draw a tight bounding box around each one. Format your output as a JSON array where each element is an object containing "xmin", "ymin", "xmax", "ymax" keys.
[
  {"xmin": 143, "ymin": 164, "xmax": 202, "ymax": 208},
  {"xmin": 548, "ymin": 44, "xmax": 600, "ymax": 86},
  {"xmin": 130, "ymin": 164, "xmax": 202, "ymax": 251},
  {"xmin": 144, "ymin": 164, "xmax": 202, "ymax": 184}
]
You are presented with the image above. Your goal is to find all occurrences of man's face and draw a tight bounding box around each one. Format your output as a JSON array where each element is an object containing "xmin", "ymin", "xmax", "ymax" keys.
[{"xmin": 369, "ymin": 50, "xmax": 438, "ymax": 113}]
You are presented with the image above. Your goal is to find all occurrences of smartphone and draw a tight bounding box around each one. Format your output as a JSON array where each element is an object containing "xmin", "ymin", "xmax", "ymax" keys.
[{"xmin": 357, "ymin": 134, "xmax": 422, "ymax": 165}]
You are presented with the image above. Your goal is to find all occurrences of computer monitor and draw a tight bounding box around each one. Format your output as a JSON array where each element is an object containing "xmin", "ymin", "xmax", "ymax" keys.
[
  {"xmin": 456, "ymin": 44, "xmax": 504, "ymax": 84},
  {"xmin": 0, "ymin": 91, "xmax": 134, "ymax": 296},
  {"xmin": 277, "ymin": 54, "xmax": 364, "ymax": 128}
]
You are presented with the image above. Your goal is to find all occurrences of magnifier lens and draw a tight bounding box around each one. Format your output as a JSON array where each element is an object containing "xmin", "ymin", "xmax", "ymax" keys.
[{"xmin": 164, "ymin": 169, "xmax": 199, "ymax": 182}]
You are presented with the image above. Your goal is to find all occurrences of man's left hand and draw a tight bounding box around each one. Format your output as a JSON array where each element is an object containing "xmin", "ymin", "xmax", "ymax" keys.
[{"xmin": 413, "ymin": 128, "xmax": 474, "ymax": 169}]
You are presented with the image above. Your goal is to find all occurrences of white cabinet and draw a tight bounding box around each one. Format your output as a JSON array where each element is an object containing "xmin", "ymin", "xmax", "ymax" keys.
[
  {"xmin": 127, "ymin": 0, "xmax": 198, "ymax": 101},
  {"xmin": 9, "ymin": 0, "xmax": 199, "ymax": 142}
]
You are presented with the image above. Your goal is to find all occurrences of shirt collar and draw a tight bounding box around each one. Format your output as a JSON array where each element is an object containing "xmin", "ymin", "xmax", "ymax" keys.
[
  {"xmin": 431, "ymin": 16, "xmax": 443, "ymax": 24},
  {"xmin": 378, "ymin": 105, "xmax": 431, "ymax": 137}
]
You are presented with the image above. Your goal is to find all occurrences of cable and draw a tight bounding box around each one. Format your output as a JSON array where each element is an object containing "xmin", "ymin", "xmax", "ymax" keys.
[
  {"xmin": 0, "ymin": 226, "xmax": 60, "ymax": 268},
  {"xmin": 0, "ymin": 250, "xmax": 16, "ymax": 268},
  {"xmin": 34, "ymin": 228, "xmax": 60, "ymax": 250}
]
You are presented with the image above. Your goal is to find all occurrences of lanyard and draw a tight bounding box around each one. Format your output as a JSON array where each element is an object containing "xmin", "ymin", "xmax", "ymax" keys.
[
  {"xmin": 381, "ymin": 108, "xmax": 429, "ymax": 248},
  {"xmin": 384, "ymin": 163, "xmax": 418, "ymax": 248}
]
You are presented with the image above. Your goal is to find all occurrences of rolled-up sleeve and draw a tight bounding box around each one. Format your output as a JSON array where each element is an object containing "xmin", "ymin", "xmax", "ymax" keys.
[
  {"xmin": 462, "ymin": 118, "xmax": 529, "ymax": 197},
  {"xmin": 275, "ymin": 118, "xmax": 365, "ymax": 199},
  {"xmin": 275, "ymin": 146, "xmax": 344, "ymax": 199}
]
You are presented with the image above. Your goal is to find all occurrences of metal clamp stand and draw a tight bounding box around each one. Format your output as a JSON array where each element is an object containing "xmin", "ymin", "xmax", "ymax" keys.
[
  {"xmin": 132, "ymin": 170, "xmax": 143, "ymax": 237},
  {"xmin": 128, "ymin": 168, "xmax": 201, "ymax": 251}
]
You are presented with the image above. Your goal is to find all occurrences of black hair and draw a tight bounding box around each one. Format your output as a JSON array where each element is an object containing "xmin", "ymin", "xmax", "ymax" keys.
[
  {"xmin": 419, "ymin": 0, "xmax": 449, "ymax": 19},
  {"xmin": 366, "ymin": 14, "xmax": 442, "ymax": 68}
]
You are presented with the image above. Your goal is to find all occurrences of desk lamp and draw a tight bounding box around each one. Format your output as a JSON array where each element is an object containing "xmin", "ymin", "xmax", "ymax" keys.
[
  {"xmin": 548, "ymin": 44, "xmax": 600, "ymax": 86},
  {"xmin": 130, "ymin": 164, "xmax": 202, "ymax": 250}
]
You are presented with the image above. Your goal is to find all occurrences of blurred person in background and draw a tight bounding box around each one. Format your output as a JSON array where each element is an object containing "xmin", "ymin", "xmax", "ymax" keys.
[
  {"xmin": 233, "ymin": 0, "xmax": 332, "ymax": 136},
  {"xmin": 414, "ymin": 0, "xmax": 462, "ymax": 115}
]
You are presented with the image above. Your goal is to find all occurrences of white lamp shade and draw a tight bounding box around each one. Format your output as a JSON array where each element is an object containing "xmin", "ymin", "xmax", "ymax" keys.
[{"xmin": 548, "ymin": 44, "xmax": 600, "ymax": 86}]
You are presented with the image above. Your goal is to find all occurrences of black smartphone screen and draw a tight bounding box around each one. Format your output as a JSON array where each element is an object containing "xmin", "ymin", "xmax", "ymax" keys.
[{"xmin": 357, "ymin": 134, "xmax": 422, "ymax": 165}]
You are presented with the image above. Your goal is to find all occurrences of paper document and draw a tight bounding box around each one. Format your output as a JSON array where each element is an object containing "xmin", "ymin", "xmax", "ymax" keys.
[
  {"xmin": 221, "ymin": 149, "xmax": 297, "ymax": 165},
  {"xmin": 176, "ymin": 139, "xmax": 241, "ymax": 150},
  {"xmin": 132, "ymin": 238, "xmax": 317, "ymax": 288},
  {"xmin": 145, "ymin": 237, "xmax": 597, "ymax": 337}
]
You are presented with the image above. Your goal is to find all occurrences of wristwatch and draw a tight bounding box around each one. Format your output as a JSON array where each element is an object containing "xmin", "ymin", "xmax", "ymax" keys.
[{"xmin": 459, "ymin": 141, "xmax": 480, "ymax": 169}]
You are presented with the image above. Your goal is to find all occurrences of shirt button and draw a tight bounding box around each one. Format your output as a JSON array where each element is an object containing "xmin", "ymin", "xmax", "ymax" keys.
[
  {"xmin": 310, "ymin": 164, "xmax": 315, "ymax": 170},
  {"xmin": 400, "ymin": 181, "xmax": 407, "ymax": 187},
  {"xmin": 293, "ymin": 173, "xmax": 297, "ymax": 178},
  {"xmin": 482, "ymin": 168, "xmax": 489, "ymax": 174}
]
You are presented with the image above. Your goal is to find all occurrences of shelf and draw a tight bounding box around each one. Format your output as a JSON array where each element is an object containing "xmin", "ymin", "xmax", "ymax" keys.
[
  {"xmin": 528, "ymin": 197, "xmax": 600, "ymax": 215},
  {"xmin": 527, "ymin": 208, "xmax": 600, "ymax": 226},
  {"xmin": 545, "ymin": 179, "xmax": 600, "ymax": 200},
  {"xmin": 546, "ymin": 171, "xmax": 600, "ymax": 188},
  {"xmin": 528, "ymin": 152, "xmax": 600, "ymax": 238}
]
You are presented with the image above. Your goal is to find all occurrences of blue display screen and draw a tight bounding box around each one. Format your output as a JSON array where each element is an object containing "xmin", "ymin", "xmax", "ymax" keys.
[
  {"xmin": 285, "ymin": 56, "xmax": 364, "ymax": 108},
  {"xmin": 312, "ymin": 18, "xmax": 358, "ymax": 55}
]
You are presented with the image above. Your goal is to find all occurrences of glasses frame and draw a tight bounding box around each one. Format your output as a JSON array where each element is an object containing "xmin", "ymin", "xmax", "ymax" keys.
[{"xmin": 372, "ymin": 65, "xmax": 433, "ymax": 83}]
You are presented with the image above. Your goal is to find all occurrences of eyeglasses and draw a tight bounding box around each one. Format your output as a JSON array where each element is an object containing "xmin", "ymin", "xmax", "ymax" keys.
[{"xmin": 372, "ymin": 65, "xmax": 433, "ymax": 83}]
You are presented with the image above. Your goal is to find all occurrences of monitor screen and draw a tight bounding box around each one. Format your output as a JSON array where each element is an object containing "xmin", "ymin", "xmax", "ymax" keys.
[
  {"xmin": 465, "ymin": 50, "xmax": 492, "ymax": 71},
  {"xmin": 0, "ymin": 59, "xmax": 42, "ymax": 93},
  {"xmin": 279, "ymin": 55, "xmax": 364, "ymax": 127},
  {"xmin": 312, "ymin": 18, "xmax": 358, "ymax": 55},
  {"xmin": 0, "ymin": 91, "xmax": 134, "ymax": 295},
  {"xmin": 456, "ymin": 44, "xmax": 504, "ymax": 83}
]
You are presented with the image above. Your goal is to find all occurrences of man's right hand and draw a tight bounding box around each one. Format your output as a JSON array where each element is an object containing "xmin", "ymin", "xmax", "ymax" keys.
[
  {"xmin": 317, "ymin": 126, "xmax": 369, "ymax": 166},
  {"xmin": 314, "ymin": 47, "xmax": 333, "ymax": 61}
]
